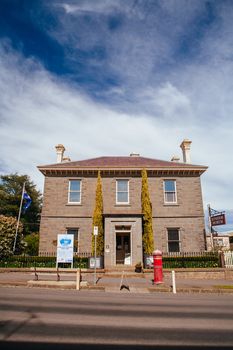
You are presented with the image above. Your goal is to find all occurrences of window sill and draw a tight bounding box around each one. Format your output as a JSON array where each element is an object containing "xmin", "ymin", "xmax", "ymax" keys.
[
  {"xmin": 163, "ymin": 203, "xmax": 179, "ymax": 206},
  {"xmin": 66, "ymin": 203, "xmax": 82, "ymax": 206},
  {"xmin": 115, "ymin": 204, "xmax": 131, "ymax": 207}
]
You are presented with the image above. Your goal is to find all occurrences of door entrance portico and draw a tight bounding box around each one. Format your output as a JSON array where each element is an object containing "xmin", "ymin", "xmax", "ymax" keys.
[{"xmin": 104, "ymin": 216, "xmax": 142, "ymax": 268}]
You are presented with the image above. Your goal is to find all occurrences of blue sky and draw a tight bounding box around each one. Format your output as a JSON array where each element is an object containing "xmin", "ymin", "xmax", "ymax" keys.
[{"xmin": 0, "ymin": 0, "xmax": 232, "ymax": 230}]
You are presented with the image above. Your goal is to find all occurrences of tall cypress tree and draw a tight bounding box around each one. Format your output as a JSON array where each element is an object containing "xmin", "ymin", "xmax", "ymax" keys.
[
  {"xmin": 141, "ymin": 169, "xmax": 154, "ymax": 254},
  {"xmin": 92, "ymin": 171, "xmax": 104, "ymax": 255}
]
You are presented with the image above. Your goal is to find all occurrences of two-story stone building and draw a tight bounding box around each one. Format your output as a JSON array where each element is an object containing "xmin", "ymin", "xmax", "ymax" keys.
[{"xmin": 38, "ymin": 139, "xmax": 207, "ymax": 267}]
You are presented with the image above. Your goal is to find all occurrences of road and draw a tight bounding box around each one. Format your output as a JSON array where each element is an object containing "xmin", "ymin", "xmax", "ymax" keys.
[{"xmin": 0, "ymin": 287, "xmax": 233, "ymax": 349}]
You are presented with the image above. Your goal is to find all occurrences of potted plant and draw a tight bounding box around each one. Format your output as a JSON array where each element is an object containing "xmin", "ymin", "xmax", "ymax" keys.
[{"xmin": 135, "ymin": 262, "xmax": 142, "ymax": 273}]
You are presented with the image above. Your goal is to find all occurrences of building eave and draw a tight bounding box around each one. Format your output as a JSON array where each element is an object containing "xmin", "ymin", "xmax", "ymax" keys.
[{"xmin": 37, "ymin": 165, "xmax": 208, "ymax": 177}]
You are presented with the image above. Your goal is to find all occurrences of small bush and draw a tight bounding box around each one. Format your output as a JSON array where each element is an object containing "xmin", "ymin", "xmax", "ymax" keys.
[
  {"xmin": 144, "ymin": 252, "xmax": 220, "ymax": 269},
  {"xmin": 0, "ymin": 255, "xmax": 88, "ymax": 268},
  {"xmin": 24, "ymin": 233, "xmax": 39, "ymax": 256},
  {"xmin": 162, "ymin": 254, "xmax": 220, "ymax": 268}
]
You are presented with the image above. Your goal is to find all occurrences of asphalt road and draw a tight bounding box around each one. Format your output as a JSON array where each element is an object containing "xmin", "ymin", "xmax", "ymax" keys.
[{"xmin": 0, "ymin": 287, "xmax": 233, "ymax": 350}]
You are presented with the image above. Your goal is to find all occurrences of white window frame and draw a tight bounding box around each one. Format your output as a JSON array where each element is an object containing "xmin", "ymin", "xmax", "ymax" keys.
[
  {"xmin": 68, "ymin": 179, "xmax": 81, "ymax": 204},
  {"xmin": 167, "ymin": 228, "xmax": 181, "ymax": 253},
  {"xmin": 116, "ymin": 179, "xmax": 129, "ymax": 204},
  {"xmin": 163, "ymin": 179, "xmax": 177, "ymax": 204}
]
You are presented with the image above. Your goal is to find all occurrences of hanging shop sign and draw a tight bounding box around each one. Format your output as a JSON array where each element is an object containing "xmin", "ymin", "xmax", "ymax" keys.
[{"xmin": 210, "ymin": 214, "xmax": 226, "ymax": 226}]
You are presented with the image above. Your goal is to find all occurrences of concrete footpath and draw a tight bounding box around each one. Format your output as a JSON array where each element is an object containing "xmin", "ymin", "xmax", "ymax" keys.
[{"xmin": 0, "ymin": 268, "xmax": 233, "ymax": 294}]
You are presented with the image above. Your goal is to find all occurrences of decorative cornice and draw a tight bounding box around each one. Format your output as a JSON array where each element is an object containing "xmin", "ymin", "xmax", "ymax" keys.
[{"xmin": 37, "ymin": 166, "xmax": 207, "ymax": 177}]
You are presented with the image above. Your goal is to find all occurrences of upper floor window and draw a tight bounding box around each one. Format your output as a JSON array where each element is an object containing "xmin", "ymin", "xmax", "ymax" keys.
[
  {"xmin": 116, "ymin": 180, "xmax": 129, "ymax": 204},
  {"xmin": 164, "ymin": 180, "xmax": 177, "ymax": 203},
  {"xmin": 68, "ymin": 180, "xmax": 81, "ymax": 203},
  {"xmin": 167, "ymin": 228, "xmax": 180, "ymax": 252}
]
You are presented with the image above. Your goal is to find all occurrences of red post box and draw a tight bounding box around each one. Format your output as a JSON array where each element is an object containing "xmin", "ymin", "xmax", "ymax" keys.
[{"xmin": 153, "ymin": 249, "xmax": 163, "ymax": 284}]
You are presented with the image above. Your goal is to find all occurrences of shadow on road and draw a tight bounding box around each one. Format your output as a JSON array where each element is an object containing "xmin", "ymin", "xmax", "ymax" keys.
[{"xmin": 0, "ymin": 341, "xmax": 230, "ymax": 350}]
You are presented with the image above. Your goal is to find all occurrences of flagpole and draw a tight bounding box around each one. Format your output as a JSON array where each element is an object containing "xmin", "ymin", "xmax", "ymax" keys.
[
  {"xmin": 207, "ymin": 204, "xmax": 214, "ymax": 250},
  {"xmin": 13, "ymin": 182, "xmax": 26, "ymax": 254}
]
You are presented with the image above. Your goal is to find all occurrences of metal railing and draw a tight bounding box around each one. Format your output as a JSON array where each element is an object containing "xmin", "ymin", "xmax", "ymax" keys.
[{"xmin": 39, "ymin": 251, "xmax": 92, "ymax": 258}]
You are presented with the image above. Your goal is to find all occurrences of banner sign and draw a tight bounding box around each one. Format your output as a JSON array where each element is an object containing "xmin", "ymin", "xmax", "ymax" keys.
[
  {"xmin": 210, "ymin": 214, "xmax": 226, "ymax": 226},
  {"xmin": 57, "ymin": 234, "xmax": 74, "ymax": 265}
]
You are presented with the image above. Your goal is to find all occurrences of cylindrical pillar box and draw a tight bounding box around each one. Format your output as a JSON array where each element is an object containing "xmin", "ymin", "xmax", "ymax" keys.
[{"xmin": 153, "ymin": 249, "xmax": 163, "ymax": 284}]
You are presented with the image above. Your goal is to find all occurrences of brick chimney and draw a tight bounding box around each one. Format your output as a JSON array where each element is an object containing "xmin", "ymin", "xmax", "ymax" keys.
[
  {"xmin": 180, "ymin": 139, "xmax": 192, "ymax": 163},
  {"xmin": 55, "ymin": 144, "xmax": 65, "ymax": 163}
]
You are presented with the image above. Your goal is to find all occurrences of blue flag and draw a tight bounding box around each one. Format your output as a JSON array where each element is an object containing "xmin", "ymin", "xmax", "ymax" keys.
[{"xmin": 22, "ymin": 191, "xmax": 32, "ymax": 212}]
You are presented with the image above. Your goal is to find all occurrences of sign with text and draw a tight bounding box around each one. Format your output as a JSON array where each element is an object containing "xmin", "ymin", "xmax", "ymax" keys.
[
  {"xmin": 211, "ymin": 214, "xmax": 226, "ymax": 226},
  {"xmin": 57, "ymin": 234, "xmax": 74, "ymax": 265},
  {"xmin": 94, "ymin": 226, "xmax": 98, "ymax": 236}
]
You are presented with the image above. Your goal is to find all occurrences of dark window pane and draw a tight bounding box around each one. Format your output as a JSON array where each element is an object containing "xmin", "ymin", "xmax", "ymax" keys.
[
  {"xmin": 168, "ymin": 242, "xmax": 180, "ymax": 252},
  {"xmin": 168, "ymin": 229, "xmax": 179, "ymax": 241},
  {"xmin": 67, "ymin": 229, "xmax": 78, "ymax": 252},
  {"xmin": 67, "ymin": 229, "xmax": 78, "ymax": 239}
]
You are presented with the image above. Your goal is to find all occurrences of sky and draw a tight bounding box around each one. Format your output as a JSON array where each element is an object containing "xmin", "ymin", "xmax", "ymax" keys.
[{"xmin": 0, "ymin": 0, "xmax": 232, "ymax": 230}]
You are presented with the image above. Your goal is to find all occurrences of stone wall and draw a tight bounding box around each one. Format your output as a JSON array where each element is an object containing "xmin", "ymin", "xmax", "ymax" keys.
[{"xmin": 39, "ymin": 172, "xmax": 206, "ymax": 257}]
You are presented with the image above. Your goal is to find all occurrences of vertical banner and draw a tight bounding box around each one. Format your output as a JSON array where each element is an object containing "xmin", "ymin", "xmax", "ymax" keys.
[{"xmin": 57, "ymin": 234, "xmax": 74, "ymax": 267}]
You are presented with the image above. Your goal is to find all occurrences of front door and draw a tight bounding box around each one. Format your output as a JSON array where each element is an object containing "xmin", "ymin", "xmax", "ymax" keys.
[{"xmin": 116, "ymin": 232, "xmax": 131, "ymax": 265}]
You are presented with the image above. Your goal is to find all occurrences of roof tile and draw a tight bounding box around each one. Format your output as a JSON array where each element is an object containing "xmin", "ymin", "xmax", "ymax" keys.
[{"xmin": 39, "ymin": 156, "xmax": 204, "ymax": 168}]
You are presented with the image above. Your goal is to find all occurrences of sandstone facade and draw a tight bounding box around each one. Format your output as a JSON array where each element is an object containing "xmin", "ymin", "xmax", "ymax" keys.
[{"xmin": 38, "ymin": 153, "xmax": 207, "ymax": 267}]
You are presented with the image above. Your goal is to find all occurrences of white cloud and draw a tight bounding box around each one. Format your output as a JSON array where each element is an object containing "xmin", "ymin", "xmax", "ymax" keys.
[
  {"xmin": 51, "ymin": 1, "xmax": 205, "ymax": 87},
  {"xmin": 1, "ymin": 0, "xmax": 233, "ymax": 215},
  {"xmin": 0, "ymin": 43, "xmax": 182, "ymax": 190},
  {"xmin": 60, "ymin": 1, "xmax": 117, "ymax": 15}
]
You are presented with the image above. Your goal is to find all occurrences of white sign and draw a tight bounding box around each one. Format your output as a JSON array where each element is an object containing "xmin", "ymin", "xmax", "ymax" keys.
[
  {"xmin": 57, "ymin": 234, "xmax": 74, "ymax": 265},
  {"xmin": 124, "ymin": 254, "xmax": 131, "ymax": 265},
  {"xmin": 89, "ymin": 257, "xmax": 102, "ymax": 269},
  {"xmin": 94, "ymin": 226, "xmax": 98, "ymax": 236}
]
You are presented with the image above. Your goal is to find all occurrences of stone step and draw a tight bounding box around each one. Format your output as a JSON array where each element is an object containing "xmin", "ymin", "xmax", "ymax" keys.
[
  {"xmin": 105, "ymin": 265, "xmax": 135, "ymax": 273},
  {"xmin": 104, "ymin": 272, "xmax": 145, "ymax": 278}
]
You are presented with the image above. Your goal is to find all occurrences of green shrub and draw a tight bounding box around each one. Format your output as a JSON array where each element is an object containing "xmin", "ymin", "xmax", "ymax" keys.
[
  {"xmin": 0, "ymin": 215, "xmax": 24, "ymax": 258},
  {"xmin": 162, "ymin": 254, "xmax": 220, "ymax": 268},
  {"xmin": 143, "ymin": 252, "xmax": 220, "ymax": 269},
  {"xmin": 24, "ymin": 233, "xmax": 39, "ymax": 256},
  {"xmin": 0, "ymin": 255, "xmax": 89, "ymax": 268}
]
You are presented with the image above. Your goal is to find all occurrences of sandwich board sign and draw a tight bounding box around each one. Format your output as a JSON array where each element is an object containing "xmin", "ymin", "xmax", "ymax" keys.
[{"xmin": 56, "ymin": 234, "xmax": 74, "ymax": 268}]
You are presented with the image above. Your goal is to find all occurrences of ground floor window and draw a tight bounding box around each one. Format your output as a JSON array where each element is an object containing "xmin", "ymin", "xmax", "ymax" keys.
[
  {"xmin": 67, "ymin": 228, "xmax": 79, "ymax": 252},
  {"xmin": 167, "ymin": 228, "xmax": 180, "ymax": 252}
]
